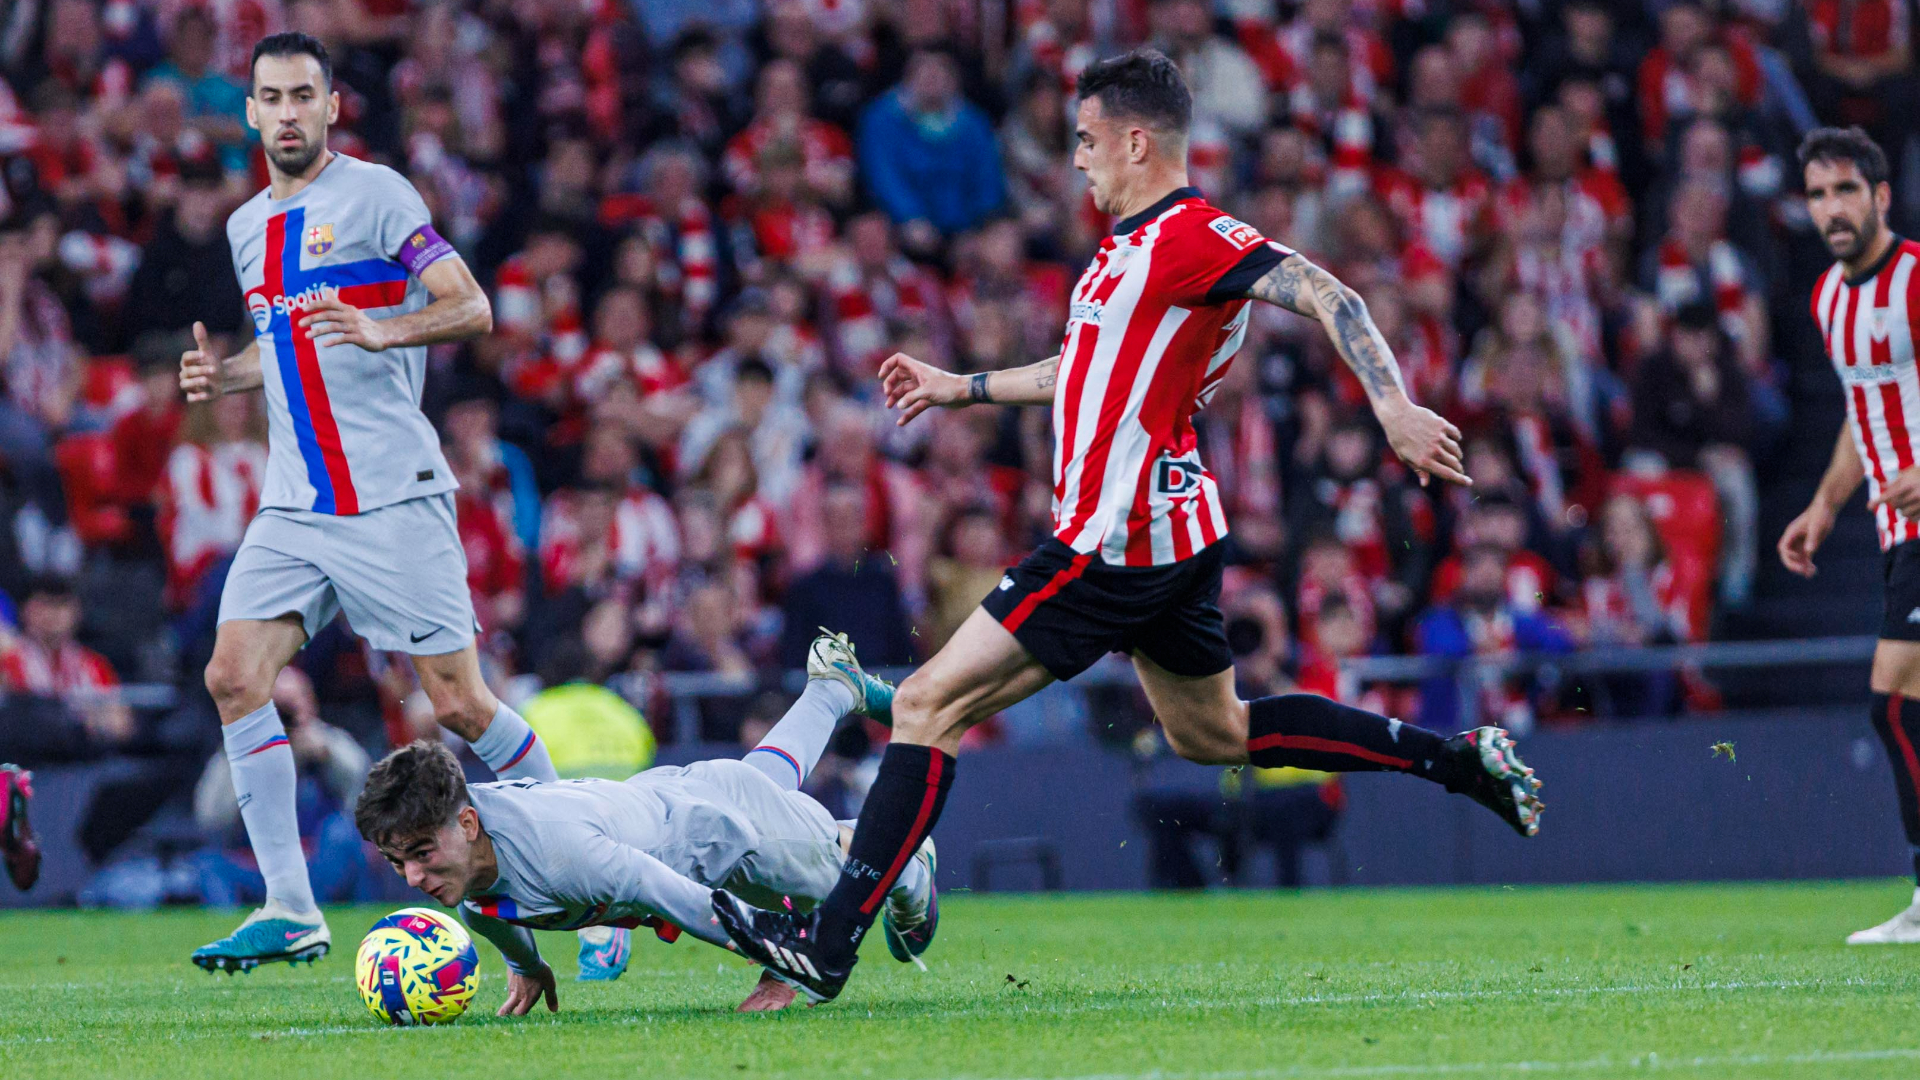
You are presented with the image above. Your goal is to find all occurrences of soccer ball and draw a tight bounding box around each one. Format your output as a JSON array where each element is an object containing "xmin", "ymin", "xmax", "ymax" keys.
[{"xmin": 354, "ymin": 907, "xmax": 480, "ymax": 1026}]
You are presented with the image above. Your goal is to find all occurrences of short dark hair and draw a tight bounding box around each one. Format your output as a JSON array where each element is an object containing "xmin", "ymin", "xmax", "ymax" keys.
[
  {"xmin": 1075, "ymin": 49, "xmax": 1191, "ymax": 137},
  {"xmin": 354, "ymin": 740, "xmax": 469, "ymax": 848},
  {"xmin": 1798, "ymin": 126, "xmax": 1889, "ymax": 189},
  {"xmin": 249, "ymin": 32, "xmax": 331, "ymax": 91}
]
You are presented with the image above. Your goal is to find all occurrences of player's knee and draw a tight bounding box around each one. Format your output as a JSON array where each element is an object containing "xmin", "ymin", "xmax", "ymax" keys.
[
  {"xmin": 891, "ymin": 672, "xmax": 964, "ymax": 744},
  {"xmin": 203, "ymin": 652, "xmax": 270, "ymax": 714}
]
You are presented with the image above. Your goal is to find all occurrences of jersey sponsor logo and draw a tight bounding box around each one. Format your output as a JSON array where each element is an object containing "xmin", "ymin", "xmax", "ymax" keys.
[
  {"xmin": 1835, "ymin": 353, "xmax": 1913, "ymax": 386},
  {"xmin": 305, "ymin": 223, "xmax": 334, "ymax": 257},
  {"xmin": 1069, "ymin": 300, "xmax": 1104, "ymax": 326},
  {"xmin": 268, "ymin": 282, "xmax": 342, "ymax": 317},
  {"xmin": 247, "ymin": 292, "xmax": 272, "ymax": 335},
  {"xmin": 1207, "ymin": 215, "xmax": 1261, "ymax": 251},
  {"xmin": 1153, "ymin": 450, "xmax": 1204, "ymax": 496}
]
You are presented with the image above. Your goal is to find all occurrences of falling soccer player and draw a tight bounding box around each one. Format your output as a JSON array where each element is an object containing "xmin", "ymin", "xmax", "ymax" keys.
[
  {"xmin": 1780, "ymin": 125, "xmax": 1920, "ymax": 944},
  {"xmin": 179, "ymin": 32, "xmax": 569, "ymax": 973},
  {"xmin": 711, "ymin": 49, "xmax": 1545, "ymax": 1003},
  {"xmin": 353, "ymin": 633, "xmax": 927, "ymax": 1014}
]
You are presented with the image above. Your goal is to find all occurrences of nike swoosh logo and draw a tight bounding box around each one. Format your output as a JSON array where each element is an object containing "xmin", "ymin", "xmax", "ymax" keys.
[
  {"xmin": 284, "ymin": 929, "xmax": 310, "ymax": 940},
  {"xmin": 410, "ymin": 628, "xmax": 442, "ymax": 643}
]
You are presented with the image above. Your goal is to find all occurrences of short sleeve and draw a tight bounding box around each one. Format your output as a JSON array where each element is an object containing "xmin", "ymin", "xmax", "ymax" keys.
[
  {"xmin": 1153, "ymin": 209, "xmax": 1297, "ymax": 308},
  {"xmin": 370, "ymin": 167, "xmax": 456, "ymax": 277}
]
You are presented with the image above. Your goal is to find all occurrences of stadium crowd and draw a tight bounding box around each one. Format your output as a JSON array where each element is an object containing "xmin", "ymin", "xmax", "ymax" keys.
[{"xmin": 0, "ymin": 0, "xmax": 1916, "ymax": 827}]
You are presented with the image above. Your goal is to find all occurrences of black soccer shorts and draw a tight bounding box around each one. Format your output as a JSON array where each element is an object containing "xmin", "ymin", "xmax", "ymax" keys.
[
  {"xmin": 1882, "ymin": 540, "xmax": 1920, "ymax": 641},
  {"xmin": 978, "ymin": 538, "xmax": 1233, "ymax": 681}
]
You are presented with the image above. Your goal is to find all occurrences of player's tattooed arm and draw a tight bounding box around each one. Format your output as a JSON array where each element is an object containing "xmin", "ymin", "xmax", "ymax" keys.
[
  {"xmin": 179, "ymin": 321, "xmax": 262, "ymax": 401},
  {"xmin": 300, "ymin": 255, "xmax": 493, "ymax": 351},
  {"xmin": 881, "ymin": 352, "xmax": 1060, "ymax": 426},
  {"xmin": 1244, "ymin": 256, "xmax": 1470, "ymax": 487}
]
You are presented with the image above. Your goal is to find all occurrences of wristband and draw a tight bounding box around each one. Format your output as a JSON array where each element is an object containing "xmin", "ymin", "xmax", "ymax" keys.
[{"xmin": 969, "ymin": 371, "xmax": 992, "ymax": 403}]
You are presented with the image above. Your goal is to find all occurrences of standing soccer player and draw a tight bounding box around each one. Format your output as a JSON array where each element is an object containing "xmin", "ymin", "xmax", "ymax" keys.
[
  {"xmin": 178, "ymin": 33, "xmax": 556, "ymax": 973},
  {"xmin": 1780, "ymin": 126, "xmax": 1920, "ymax": 944},
  {"xmin": 713, "ymin": 50, "xmax": 1545, "ymax": 1002}
]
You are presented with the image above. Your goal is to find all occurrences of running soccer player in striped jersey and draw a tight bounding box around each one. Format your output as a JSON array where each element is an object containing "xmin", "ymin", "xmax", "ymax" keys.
[
  {"xmin": 1780, "ymin": 126, "xmax": 1920, "ymax": 944},
  {"xmin": 178, "ymin": 32, "xmax": 571, "ymax": 975},
  {"xmin": 713, "ymin": 49, "xmax": 1545, "ymax": 1003}
]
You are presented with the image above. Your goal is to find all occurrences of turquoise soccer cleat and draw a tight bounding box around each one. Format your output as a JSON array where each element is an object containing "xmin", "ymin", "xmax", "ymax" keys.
[
  {"xmin": 191, "ymin": 900, "xmax": 330, "ymax": 974},
  {"xmin": 575, "ymin": 925, "xmax": 631, "ymax": 981},
  {"xmin": 808, "ymin": 628, "xmax": 896, "ymax": 727}
]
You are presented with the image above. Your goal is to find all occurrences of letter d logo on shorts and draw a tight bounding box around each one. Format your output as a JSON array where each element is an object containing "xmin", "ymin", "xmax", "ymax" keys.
[{"xmin": 248, "ymin": 292, "xmax": 272, "ymax": 336}]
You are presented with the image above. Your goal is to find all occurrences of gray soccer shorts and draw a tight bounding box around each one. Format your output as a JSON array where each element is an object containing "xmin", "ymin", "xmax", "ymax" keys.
[
  {"xmin": 669, "ymin": 759, "xmax": 846, "ymax": 913},
  {"xmin": 217, "ymin": 492, "xmax": 478, "ymax": 655}
]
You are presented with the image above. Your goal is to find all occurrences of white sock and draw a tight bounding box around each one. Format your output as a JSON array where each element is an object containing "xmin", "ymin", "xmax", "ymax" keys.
[
  {"xmin": 744, "ymin": 680, "xmax": 855, "ymax": 791},
  {"xmin": 470, "ymin": 702, "xmax": 557, "ymax": 782},
  {"xmin": 222, "ymin": 702, "xmax": 317, "ymax": 915},
  {"xmin": 888, "ymin": 850, "xmax": 931, "ymax": 920}
]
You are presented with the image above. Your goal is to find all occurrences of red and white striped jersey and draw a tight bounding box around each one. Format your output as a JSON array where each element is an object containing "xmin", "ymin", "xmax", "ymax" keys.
[
  {"xmin": 1813, "ymin": 237, "xmax": 1920, "ymax": 549},
  {"xmin": 1051, "ymin": 188, "xmax": 1292, "ymax": 566}
]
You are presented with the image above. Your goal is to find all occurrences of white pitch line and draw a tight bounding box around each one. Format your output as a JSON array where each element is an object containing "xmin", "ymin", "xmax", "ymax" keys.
[{"xmin": 965, "ymin": 1047, "xmax": 1920, "ymax": 1080}]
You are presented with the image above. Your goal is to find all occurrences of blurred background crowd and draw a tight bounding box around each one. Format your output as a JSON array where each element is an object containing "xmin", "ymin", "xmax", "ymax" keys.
[{"xmin": 0, "ymin": 0, "xmax": 1916, "ymax": 897}]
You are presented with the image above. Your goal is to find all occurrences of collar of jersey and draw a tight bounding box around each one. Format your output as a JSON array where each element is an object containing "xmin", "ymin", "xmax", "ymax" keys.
[
  {"xmin": 1112, "ymin": 186, "xmax": 1202, "ymax": 237},
  {"xmin": 265, "ymin": 150, "xmax": 344, "ymax": 204},
  {"xmin": 1845, "ymin": 233, "xmax": 1906, "ymax": 289}
]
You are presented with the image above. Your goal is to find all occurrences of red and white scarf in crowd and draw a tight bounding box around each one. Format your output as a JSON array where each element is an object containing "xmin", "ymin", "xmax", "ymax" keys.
[{"xmin": 1655, "ymin": 238, "xmax": 1752, "ymax": 344}]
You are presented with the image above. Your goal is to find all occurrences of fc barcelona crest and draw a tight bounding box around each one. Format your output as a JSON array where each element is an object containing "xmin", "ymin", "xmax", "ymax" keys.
[{"xmin": 305, "ymin": 223, "xmax": 334, "ymax": 257}]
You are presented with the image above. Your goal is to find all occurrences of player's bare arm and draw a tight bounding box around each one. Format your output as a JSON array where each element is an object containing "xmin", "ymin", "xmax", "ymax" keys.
[
  {"xmin": 299, "ymin": 256, "xmax": 493, "ymax": 352},
  {"xmin": 880, "ymin": 351, "xmax": 1060, "ymax": 426},
  {"xmin": 179, "ymin": 320, "xmax": 263, "ymax": 401},
  {"xmin": 1243, "ymin": 254, "xmax": 1468, "ymax": 487},
  {"xmin": 1782, "ymin": 427, "xmax": 1868, "ymax": 578}
]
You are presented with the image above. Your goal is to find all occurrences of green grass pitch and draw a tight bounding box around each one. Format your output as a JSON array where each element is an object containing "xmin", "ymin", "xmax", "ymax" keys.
[{"xmin": 3, "ymin": 881, "xmax": 1918, "ymax": 1079}]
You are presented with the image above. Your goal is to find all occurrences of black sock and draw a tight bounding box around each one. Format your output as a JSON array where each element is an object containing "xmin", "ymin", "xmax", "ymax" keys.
[
  {"xmin": 1246, "ymin": 694, "xmax": 1457, "ymax": 784},
  {"xmin": 815, "ymin": 742, "xmax": 955, "ymax": 958},
  {"xmin": 1870, "ymin": 692, "xmax": 1920, "ymax": 887}
]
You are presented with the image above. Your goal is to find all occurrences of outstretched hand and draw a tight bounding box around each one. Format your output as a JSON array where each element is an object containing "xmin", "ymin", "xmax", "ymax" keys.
[
  {"xmin": 1378, "ymin": 399, "xmax": 1470, "ymax": 488},
  {"xmin": 879, "ymin": 352, "xmax": 968, "ymax": 427},
  {"xmin": 498, "ymin": 963, "xmax": 558, "ymax": 1017}
]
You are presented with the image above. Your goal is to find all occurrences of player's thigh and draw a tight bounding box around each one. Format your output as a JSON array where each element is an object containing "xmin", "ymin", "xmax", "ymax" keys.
[
  {"xmin": 328, "ymin": 494, "xmax": 478, "ymax": 655},
  {"xmin": 1876, "ymin": 542, "xmax": 1920, "ymax": 696},
  {"xmin": 1131, "ymin": 651, "xmax": 1248, "ymax": 765},
  {"xmin": 205, "ymin": 615, "xmax": 310, "ymax": 722},
  {"xmin": 893, "ymin": 607, "xmax": 1054, "ymax": 753}
]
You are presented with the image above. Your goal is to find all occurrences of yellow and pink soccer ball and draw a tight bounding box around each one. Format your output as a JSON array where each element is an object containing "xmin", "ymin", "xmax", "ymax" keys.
[{"xmin": 354, "ymin": 907, "xmax": 480, "ymax": 1025}]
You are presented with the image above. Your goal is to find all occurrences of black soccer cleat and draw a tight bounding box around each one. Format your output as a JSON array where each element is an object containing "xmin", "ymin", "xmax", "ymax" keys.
[
  {"xmin": 1441, "ymin": 727, "xmax": 1544, "ymax": 837},
  {"xmin": 711, "ymin": 889, "xmax": 856, "ymax": 1004}
]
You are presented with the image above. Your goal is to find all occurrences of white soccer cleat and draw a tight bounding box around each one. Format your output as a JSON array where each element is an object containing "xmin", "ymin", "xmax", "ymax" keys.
[
  {"xmin": 807, "ymin": 628, "xmax": 895, "ymax": 724},
  {"xmin": 1847, "ymin": 894, "xmax": 1920, "ymax": 944}
]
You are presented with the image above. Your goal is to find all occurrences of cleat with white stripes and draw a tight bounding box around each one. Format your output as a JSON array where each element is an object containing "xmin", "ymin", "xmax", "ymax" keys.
[
  {"xmin": 711, "ymin": 889, "xmax": 855, "ymax": 1004},
  {"xmin": 1441, "ymin": 727, "xmax": 1544, "ymax": 838},
  {"xmin": 1847, "ymin": 891, "xmax": 1920, "ymax": 944}
]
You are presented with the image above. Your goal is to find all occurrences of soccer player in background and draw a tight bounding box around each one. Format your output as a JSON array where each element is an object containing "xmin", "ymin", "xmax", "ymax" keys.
[
  {"xmin": 1779, "ymin": 126, "xmax": 1920, "ymax": 944},
  {"xmin": 713, "ymin": 50, "xmax": 1545, "ymax": 1002},
  {"xmin": 176, "ymin": 33, "xmax": 554, "ymax": 973},
  {"xmin": 354, "ymin": 633, "xmax": 923, "ymax": 1015}
]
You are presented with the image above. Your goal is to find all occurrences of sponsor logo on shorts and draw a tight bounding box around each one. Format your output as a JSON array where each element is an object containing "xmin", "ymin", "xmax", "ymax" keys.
[
  {"xmin": 999, "ymin": 575, "xmax": 1015, "ymax": 591},
  {"xmin": 1906, "ymin": 607, "xmax": 1920, "ymax": 625},
  {"xmin": 410, "ymin": 628, "xmax": 443, "ymax": 644}
]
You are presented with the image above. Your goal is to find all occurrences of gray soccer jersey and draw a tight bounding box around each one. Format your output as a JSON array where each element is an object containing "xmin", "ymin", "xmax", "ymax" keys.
[
  {"xmin": 226, "ymin": 152, "xmax": 458, "ymax": 516},
  {"xmin": 459, "ymin": 761, "xmax": 845, "ymax": 973}
]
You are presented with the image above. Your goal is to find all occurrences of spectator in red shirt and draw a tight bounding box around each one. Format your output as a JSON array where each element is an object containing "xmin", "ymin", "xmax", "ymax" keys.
[
  {"xmin": 0, "ymin": 578, "xmax": 132, "ymax": 747},
  {"xmin": 1806, "ymin": 0, "xmax": 1915, "ymax": 193},
  {"xmin": 158, "ymin": 391, "xmax": 264, "ymax": 610}
]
